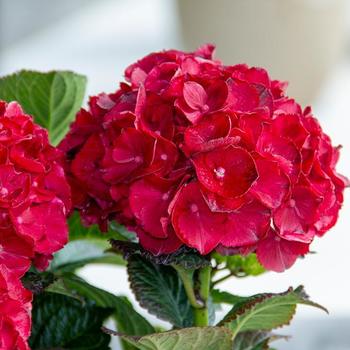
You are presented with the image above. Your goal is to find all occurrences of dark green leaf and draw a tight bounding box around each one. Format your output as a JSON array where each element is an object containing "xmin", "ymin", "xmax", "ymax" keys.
[
  {"xmin": 218, "ymin": 286, "xmax": 327, "ymax": 342},
  {"xmin": 117, "ymin": 327, "xmax": 233, "ymax": 350},
  {"xmin": 0, "ymin": 70, "xmax": 86, "ymax": 145},
  {"xmin": 57, "ymin": 273, "xmax": 155, "ymax": 350},
  {"xmin": 127, "ymin": 255, "xmax": 193, "ymax": 328},
  {"xmin": 29, "ymin": 293, "xmax": 111, "ymax": 349},
  {"xmin": 111, "ymin": 240, "xmax": 210, "ymax": 269}
]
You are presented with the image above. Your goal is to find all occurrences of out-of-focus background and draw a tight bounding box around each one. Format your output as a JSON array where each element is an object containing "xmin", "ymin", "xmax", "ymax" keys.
[{"xmin": 0, "ymin": 0, "xmax": 349, "ymax": 349}]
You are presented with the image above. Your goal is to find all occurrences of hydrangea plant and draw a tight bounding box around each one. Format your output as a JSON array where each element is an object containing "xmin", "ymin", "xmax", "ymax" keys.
[{"xmin": 0, "ymin": 46, "xmax": 347, "ymax": 350}]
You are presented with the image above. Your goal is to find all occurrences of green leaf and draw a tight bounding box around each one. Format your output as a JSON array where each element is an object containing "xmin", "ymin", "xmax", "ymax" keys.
[
  {"xmin": 48, "ymin": 240, "xmax": 125, "ymax": 272},
  {"xmin": 218, "ymin": 286, "xmax": 327, "ymax": 342},
  {"xmin": 127, "ymin": 255, "xmax": 193, "ymax": 328},
  {"xmin": 45, "ymin": 277, "xmax": 85, "ymax": 301},
  {"xmin": 118, "ymin": 327, "xmax": 233, "ymax": 350},
  {"xmin": 232, "ymin": 331, "xmax": 289, "ymax": 350},
  {"xmin": 111, "ymin": 240, "xmax": 210, "ymax": 269},
  {"xmin": 0, "ymin": 70, "xmax": 86, "ymax": 145},
  {"xmin": 29, "ymin": 292, "xmax": 112, "ymax": 349},
  {"xmin": 61, "ymin": 274, "xmax": 154, "ymax": 350},
  {"xmin": 226, "ymin": 254, "xmax": 265, "ymax": 277},
  {"xmin": 29, "ymin": 271, "xmax": 154, "ymax": 350},
  {"xmin": 56, "ymin": 274, "xmax": 155, "ymax": 348},
  {"xmin": 211, "ymin": 289, "xmax": 246, "ymax": 305}
]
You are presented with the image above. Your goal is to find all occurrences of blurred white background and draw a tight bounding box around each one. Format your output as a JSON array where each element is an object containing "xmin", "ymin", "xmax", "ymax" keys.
[{"xmin": 0, "ymin": 1, "xmax": 349, "ymax": 349}]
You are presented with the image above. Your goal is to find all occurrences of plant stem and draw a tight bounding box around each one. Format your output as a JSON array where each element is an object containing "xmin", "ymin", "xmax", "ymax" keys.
[
  {"xmin": 212, "ymin": 272, "xmax": 234, "ymax": 286},
  {"xmin": 173, "ymin": 265, "xmax": 202, "ymax": 308},
  {"xmin": 194, "ymin": 266, "xmax": 211, "ymax": 327},
  {"xmin": 173, "ymin": 264, "xmax": 212, "ymax": 327},
  {"xmin": 198, "ymin": 266, "xmax": 211, "ymax": 301},
  {"xmin": 194, "ymin": 307, "xmax": 209, "ymax": 327}
]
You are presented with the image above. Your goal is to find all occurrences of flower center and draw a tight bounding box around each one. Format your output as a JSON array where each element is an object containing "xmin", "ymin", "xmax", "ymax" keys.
[
  {"xmin": 134, "ymin": 156, "xmax": 143, "ymax": 163},
  {"xmin": 160, "ymin": 154, "xmax": 168, "ymax": 161},
  {"xmin": 190, "ymin": 204, "xmax": 199, "ymax": 213},
  {"xmin": 214, "ymin": 166, "xmax": 225, "ymax": 179},
  {"xmin": 0, "ymin": 187, "xmax": 8, "ymax": 196},
  {"xmin": 289, "ymin": 199, "xmax": 296, "ymax": 208}
]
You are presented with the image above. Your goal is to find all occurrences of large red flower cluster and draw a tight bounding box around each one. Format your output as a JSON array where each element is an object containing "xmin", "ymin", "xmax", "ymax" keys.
[
  {"xmin": 61, "ymin": 45, "xmax": 348, "ymax": 272},
  {"xmin": 0, "ymin": 101, "xmax": 71, "ymax": 349}
]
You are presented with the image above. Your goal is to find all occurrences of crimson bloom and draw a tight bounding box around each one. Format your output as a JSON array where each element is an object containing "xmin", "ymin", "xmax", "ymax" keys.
[
  {"xmin": 61, "ymin": 45, "xmax": 348, "ymax": 272},
  {"xmin": 0, "ymin": 100, "xmax": 71, "ymax": 349},
  {"xmin": 0, "ymin": 265, "xmax": 32, "ymax": 350}
]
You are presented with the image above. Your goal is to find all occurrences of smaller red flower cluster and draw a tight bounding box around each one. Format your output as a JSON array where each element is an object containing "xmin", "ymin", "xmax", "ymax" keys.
[
  {"xmin": 0, "ymin": 266, "xmax": 31, "ymax": 350},
  {"xmin": 61, "ymin": 45, "xmax": 348, "ymax": 273},
  {"xmin": 0, "ymin": 101, "xmax": 71, "ymax": 349}
]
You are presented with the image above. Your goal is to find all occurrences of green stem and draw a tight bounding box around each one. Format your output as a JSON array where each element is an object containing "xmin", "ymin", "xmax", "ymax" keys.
[
  {"xmin": 198, "ymin": 266, "xmax": 211, "ymax": 301},
  {"xmin": 173, "ymin": 265, "xmax": 203, "ymax": 309},
  {"xmin": 193, "ymin": 266, "xmax": 212, "ymax": 327},
  {"xmin": 194, "ymin": 307, "xmax": 209, "ymax": 327},
  {"xmin": 212, "ymin": 272, "xmax": 234, "ymax": 286},
  {"xmin": 174, "ymin": 265, "xmax": 212, "ymax": 327}
]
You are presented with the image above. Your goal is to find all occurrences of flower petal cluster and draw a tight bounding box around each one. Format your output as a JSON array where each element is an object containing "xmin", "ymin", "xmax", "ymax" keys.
[
  {"xmin": 0, "ymin": 266, "xmax": 32, "ymax": 350},
  {"xmin": 0, "ymin": 100, "xmax": 71, "ymax": 349},
  {"xmin": 61, "ymin": 45, "xmax": 348, "ymax": 272}
]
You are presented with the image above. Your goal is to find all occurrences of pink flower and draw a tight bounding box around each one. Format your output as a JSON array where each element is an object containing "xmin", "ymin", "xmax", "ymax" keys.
[{"xmin": 61, "ymin": 45, "xmax": 348, "ymax": 272}]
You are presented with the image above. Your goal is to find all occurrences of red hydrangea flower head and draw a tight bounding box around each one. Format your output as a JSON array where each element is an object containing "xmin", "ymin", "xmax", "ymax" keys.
[
  {"xmin": 0, "ymin": 100, "xmax": 71, "ymax": 271},
  {"xmin": 0, "ymin": 100, "xmax": 71, "ymax": 348},
  {"xmin": 61, "ymin": 44, "xmax": 348, "ymax": 272}
]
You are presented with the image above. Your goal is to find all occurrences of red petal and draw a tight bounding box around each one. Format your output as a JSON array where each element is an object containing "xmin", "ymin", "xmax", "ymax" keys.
[
  {"xmin": 227, "ymin": 79, "xmax": 273, "ymax": 113},
  {"xmin": 238, "ymin": 111, "xmax": 269, "ymax": 147},
  {"xmin": 10, "ymin": 199, "xmax": 68, "ymax": 255},
  {"xmin": 0, "ymin": 164, "xmax": 30, "ymax": 208},
  {"xmin": 257, "ymin": 229, "xmax": 309, "ymax": 272},
  {"xmin": 193, "ymin": 146, "xmax": 258, "ymax": 197},
  {"xmin": 251, "ymin": 158, "xmax": 290, "ymax": 208},
  {"xmin": 72, "ymin": 134, "xmax": 110, "ymax": 198},
  {"xmin": 136, "ymin": 94, "xmax": 175, "ymax": 140},
  {"xmin": 136, "ymin": 226, "xmax": 182, "ymax": 256},
  {"xmin": 200, "ymin": 185, "xmax": 247, "ymax": 212},
  {"xmin": 129, "ymin": 176, "xmax": 176, "ymax": 238},
  {"xmin": 272, "ymin": 114, "xmax": 309, "ymax": 148},
  {"xmin": 171, "ymin": 182, "xmax": 228, "ymax": 254},
  {"xmin": 206, "ymin": 80, "xmax": 228, "ymax": 111},
  {"xmin": 257, "ymin": 127, "xmax": 301, "ymax": 181},
  {"xmin": 0, "ymin": 230, "xmax": 32, "ymax": 277},
  {"xmin": 273, "ymin": 186, "xmax": 321, "ymax": 243},
  {"xmin": 220, "ymin": 200, "xmax": 271, "ymax": 248},
  {"xmin": 184, "ymin": 112, "xmax": 238, "ymax": 155},
  {"xmin": 183, "ymin": 81, "xmax": 208, "ymax": 111},
  {"xmin": 172, "ymin": 183, "xmax": 270, "ymax": 254}
]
